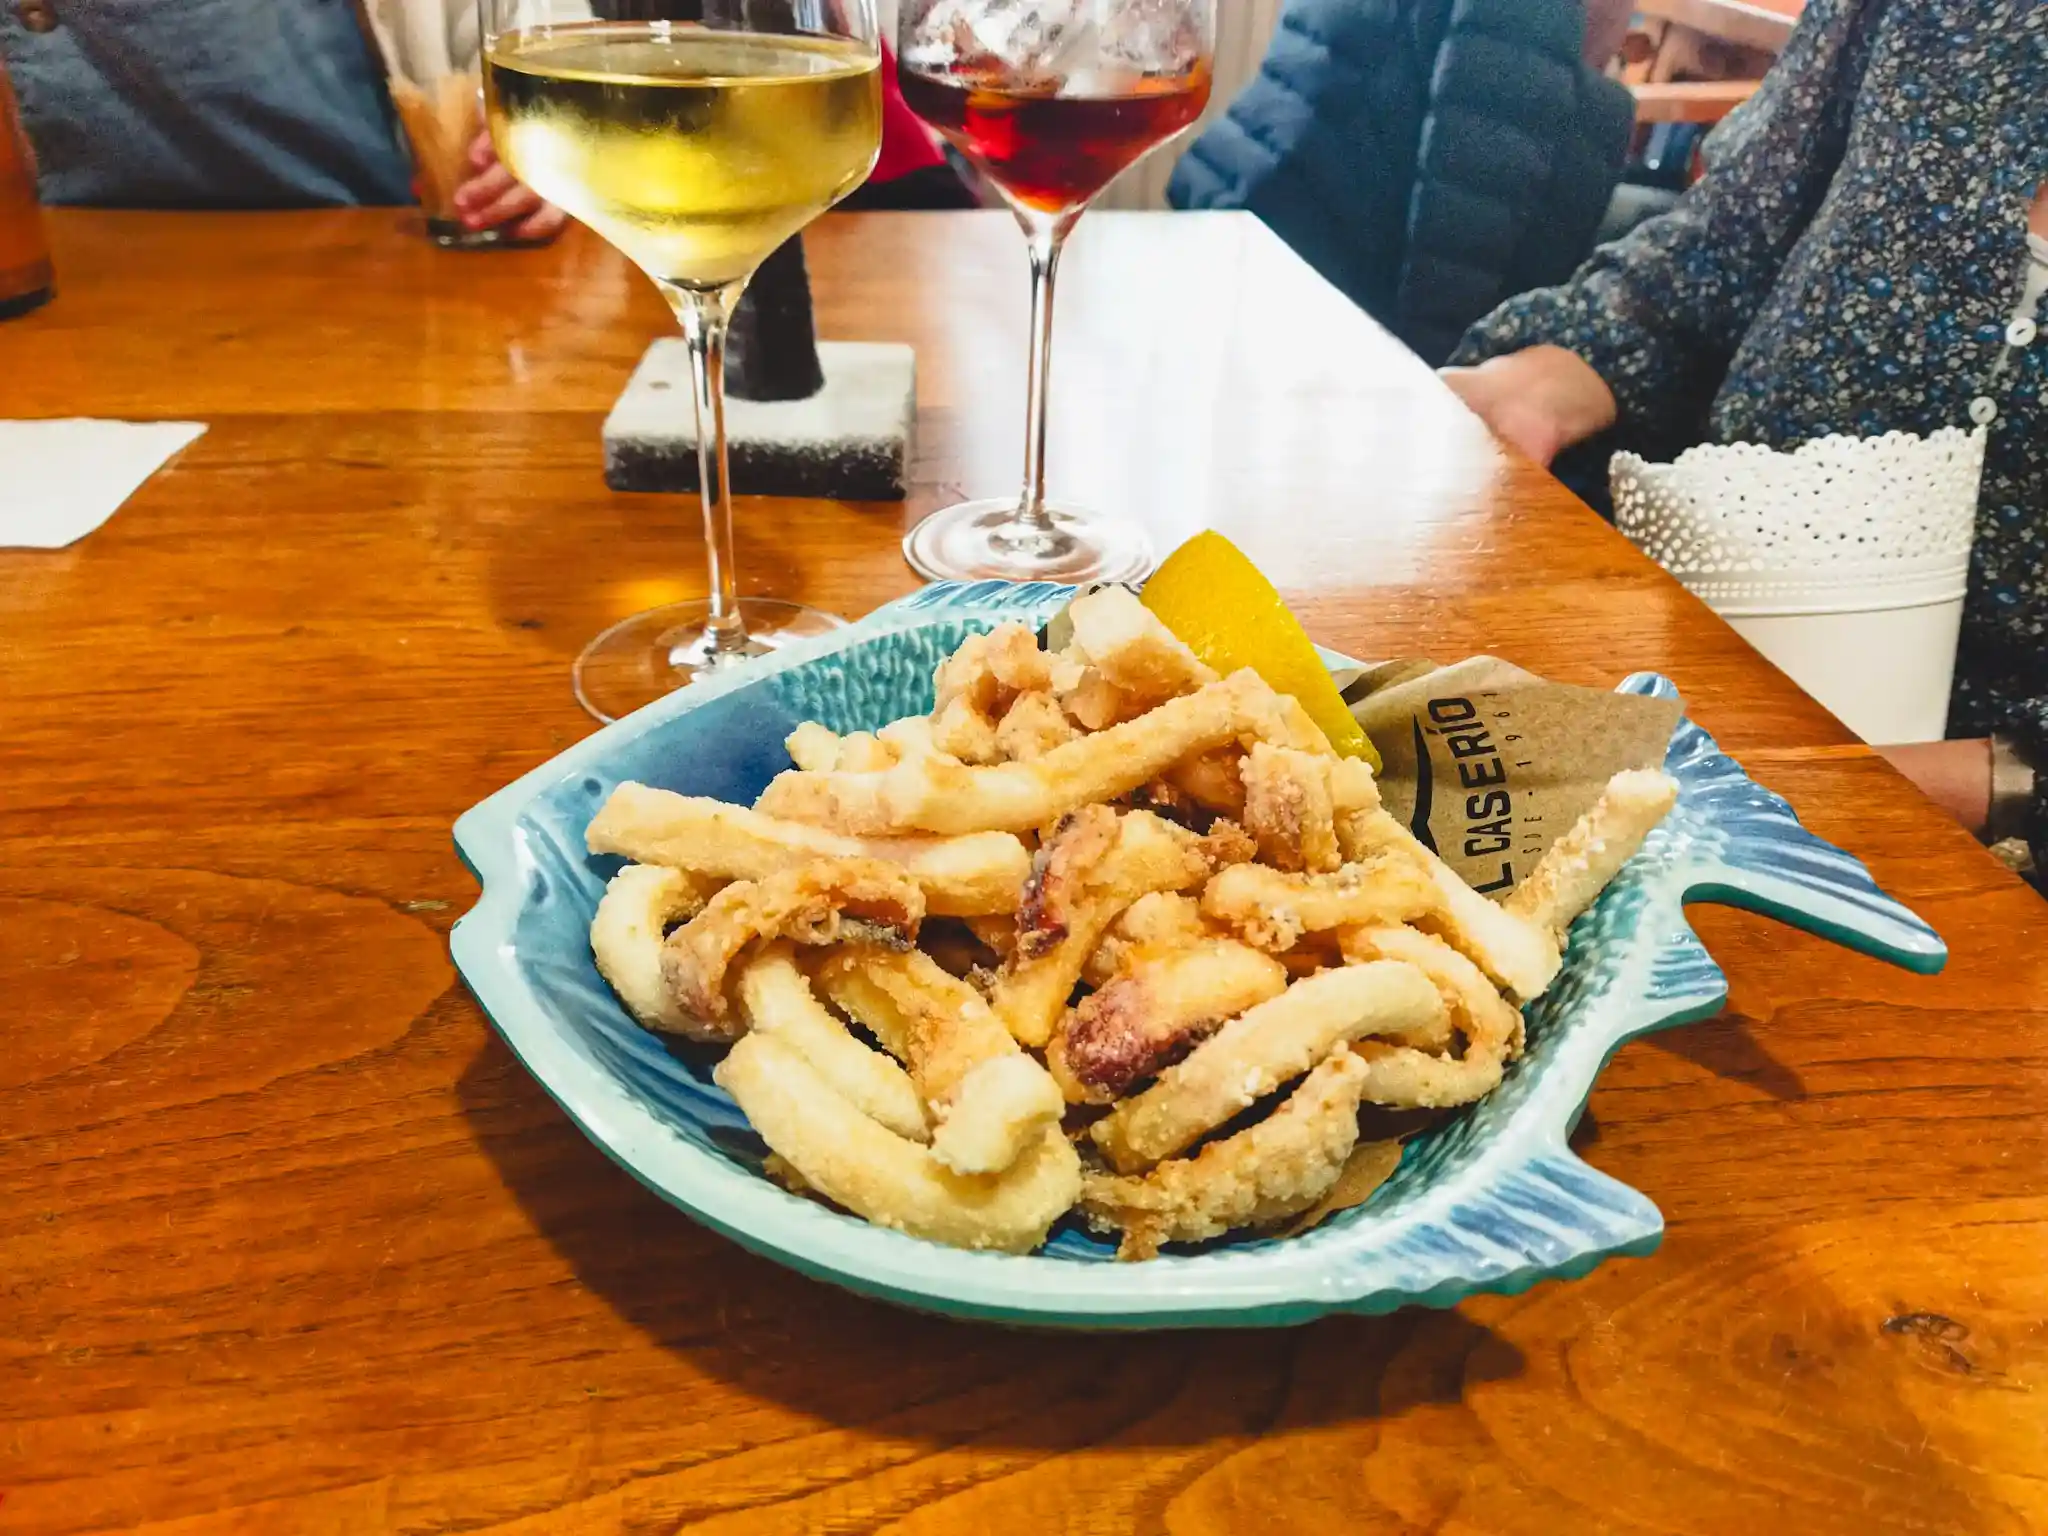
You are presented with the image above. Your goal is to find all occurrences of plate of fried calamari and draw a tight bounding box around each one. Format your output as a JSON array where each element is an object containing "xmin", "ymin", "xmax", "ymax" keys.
[{"xmin": 451, "ymin": 569, "xmax": 1945, "ymax": 1328}]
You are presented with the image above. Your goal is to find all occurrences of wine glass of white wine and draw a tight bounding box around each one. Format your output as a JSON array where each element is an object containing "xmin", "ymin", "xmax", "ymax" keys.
[{"xmin": 482, "ymin": 0, "xmax": 883, "ymax": 721}]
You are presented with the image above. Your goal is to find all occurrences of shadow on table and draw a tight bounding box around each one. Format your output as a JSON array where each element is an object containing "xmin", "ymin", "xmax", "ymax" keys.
[
  {"xmin": 1642, "ymin": 1013, "xmax": 1807, "ymax": 1101},
  {"xmin": 456, "ymin": 1035, "xmax": 1530, "ymax": 1446}
]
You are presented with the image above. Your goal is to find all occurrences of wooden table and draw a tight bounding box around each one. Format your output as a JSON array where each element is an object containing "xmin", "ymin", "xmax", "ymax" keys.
[{"xmin": 4, "ymin": 210, "xmax": 2044, "ymax": 1536}]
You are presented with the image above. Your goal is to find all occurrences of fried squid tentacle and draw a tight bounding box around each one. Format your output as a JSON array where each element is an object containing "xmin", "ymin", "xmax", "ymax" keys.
[
  {"xmin": 1048, "ymin": 939, "xmax": 1288, "ymax": 1105},
  {"xmin": 660, "ymin": 859, "xmax": 924, "ymax": 1039},
  {"xmin": 784, "ymin": 721, "xmax": 845, "ymax": 773},
  {"xmin": 1166, "ymin": 747, "xmax": 1248, "ymax": 820},
  {"xmin": 930, "ymin": 694, "xmax": 1003, "ymax": 764},
  {"xmin": 994, "ymin": 690, "xmax": 1080, "ymax": 761},
  {"xmin": 993, "ymin": 810, "xmax": 1254, "ymax": 1047},
  {"xmin": 933, "ymin": 623, "xmax": 1057, "ymax": 716}
]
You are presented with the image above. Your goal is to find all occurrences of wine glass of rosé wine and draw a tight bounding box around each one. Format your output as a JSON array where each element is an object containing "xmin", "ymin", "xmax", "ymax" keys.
[
  {"xmin": 481, "ymin": 0, "xmax": 882, "ymax": 721},
  {"xmin": 896, "ymin": 0, "xmax": 1214, "ymax": 582}
]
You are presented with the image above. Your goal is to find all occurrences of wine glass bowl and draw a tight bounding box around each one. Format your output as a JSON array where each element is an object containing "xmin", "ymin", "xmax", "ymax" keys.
[
  {"xmin": 896, "ymin": 32, "xmax": 1210, "ymax": 216},
  {"xmin": 486, "ymin": 25, "xmax": 881, "ymax": 292},
  {"xmin": 481, "ymin": 0, "xmax": 881, "ymax": 721},
  {"xmin": 896, "ymin": 0, "xmax": 1215, "ymax": 582}
]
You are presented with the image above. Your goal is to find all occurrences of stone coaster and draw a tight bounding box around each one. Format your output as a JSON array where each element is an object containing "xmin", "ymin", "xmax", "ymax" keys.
[{"xmin": 603, "ymin": 337, "xmax": 915, "ymax": 502}]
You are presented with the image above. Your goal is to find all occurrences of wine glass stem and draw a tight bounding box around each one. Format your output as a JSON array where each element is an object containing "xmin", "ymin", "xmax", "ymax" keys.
[
  {"xmin": 1016, "ymin": 215, "xmax": 1074, "ymax": 532},
  {"xmin": 672, "ymin": 284, "xmax": 747, "ymax": 661}
]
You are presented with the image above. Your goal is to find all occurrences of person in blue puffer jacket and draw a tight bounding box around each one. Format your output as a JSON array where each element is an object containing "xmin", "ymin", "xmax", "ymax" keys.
[
  {"xmin": 1169, "ymin": 0, "xmax": 1634, "ymax": 366},
  {"xmin": 0, "ymin": 0, "xmax": 564, "ymax": 238}
]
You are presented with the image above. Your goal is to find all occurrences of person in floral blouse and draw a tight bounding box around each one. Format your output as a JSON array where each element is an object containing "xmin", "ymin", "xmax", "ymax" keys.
[{"xmin": 1443, "ymin": 0, "xmax": 2048, "ymax": 880}]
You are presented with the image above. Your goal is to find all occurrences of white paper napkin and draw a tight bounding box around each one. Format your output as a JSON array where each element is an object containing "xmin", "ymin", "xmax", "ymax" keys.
[{"xmin": 0, "ymin": 419, "xmax": 207, "ymax": 549}]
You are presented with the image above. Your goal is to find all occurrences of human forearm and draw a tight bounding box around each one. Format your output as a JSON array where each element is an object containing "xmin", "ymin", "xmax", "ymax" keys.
[
  {"xmin": 1439, "ymin": 346, "xmax": 1618, "ymax": 466},
  {"xmin": 1449, "ymin": 0, "xmax": 1870, "ymax": 446},
  {"xmin": 1880, "ymin": 739, "xmax": 1993, "ymax": 839}
]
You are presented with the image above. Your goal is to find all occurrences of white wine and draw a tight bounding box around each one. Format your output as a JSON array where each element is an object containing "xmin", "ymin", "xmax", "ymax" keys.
[{"xmin": 485, "ymin": 24, "xmax": 881, "ymax": 290}]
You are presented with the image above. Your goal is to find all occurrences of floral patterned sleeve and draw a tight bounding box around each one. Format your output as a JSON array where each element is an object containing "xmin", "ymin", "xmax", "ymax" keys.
[{"xmin": 1448, "ymin": 0, "xmax": 1876, "ymax": 450}]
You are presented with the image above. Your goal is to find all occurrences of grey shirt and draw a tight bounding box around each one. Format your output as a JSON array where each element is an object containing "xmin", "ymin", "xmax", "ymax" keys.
[{"xmin": 2, "ymin": 0, "xmax": 413, "ymax": 207}]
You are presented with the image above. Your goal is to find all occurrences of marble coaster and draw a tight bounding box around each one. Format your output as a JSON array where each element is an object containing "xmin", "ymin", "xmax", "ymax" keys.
[{"xmin": 603, "ymin": 337, "xmax": 915, "ymax": 502}]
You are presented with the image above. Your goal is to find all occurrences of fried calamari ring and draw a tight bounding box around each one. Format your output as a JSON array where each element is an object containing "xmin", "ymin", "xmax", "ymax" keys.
[
  {"xmin": 994, "ymin": 690, "xmax": 1081, "ymax": 762},
  {"xmin": 715, "ymin": 1033, "xmax": 1081, "ymax": 1254},
  {"xmin": 588, "ymin": 782, "xmax": 1030, "ymax": 918},
  {"xmin": 735, "ymin": 943, "xmax": 928, "ymax": 1141},
  {"xmin": 1088, "ymin": 960, "xmax": 1447, "ymax": 1173},
  {"xmin": 1047, "ymin": 938, "xmax": 1288, "ymax": 1104},
  {"xmin": 660, "ymin": 858, "xmax": 924, "ymax": 1039},
  {"xmin": 784, "ymin": 721, "xmax": 845, "ymax": 774},
  {"xmin": 780, "ymin": 729, "xmax": 900, "ymax": 776},
  {"xmin": 931, "ymin": 693, "xmax": 1002, "ymax": 764},
  {"xmin": 754, "ymin": 669, "xmax": 1295, "ymax": 836},
  {"xmin": 1199, "ymin": 854, "xmax": 1437, "ymax": 952},
  {"xmin": 933, "ymin": 622, "xmax": 1057, "ymax": 717},
  {"xmin": 1056, "ymin": 661, "xmax": 1143, "ymax": 731},
  {"xmin": 1079, "ymin": 1049, "xmax": 1371, "ymax": 1259},
  {"xmin": 1166, "ymin": 746, "xmax": 1249, "ymax": 820},
  {"xmin": 812, "ymin": 946, "xmax": 1063, "ymax": 1175},
  {"xmin": 1338, "ymin": 924, "xmax": 1524, "ymax": 1107},
  {"xmin": 1063, "ymin": 584, "xmax": 1217, "ymax": 701},
  {"xmin": 589, "ymin": 863, "xmax": 725, "ymax": 1032},
  {"xmin": 1322, "ymin": 764, "xmax": 1563, "ymax": 1002},
  {"xmin": 1504, "ymin": 769, "xmax": 1679, "ymax": 942},
  {"xmin": 837, "ymin": 732, "xmax": 898, "ymax": 772}
]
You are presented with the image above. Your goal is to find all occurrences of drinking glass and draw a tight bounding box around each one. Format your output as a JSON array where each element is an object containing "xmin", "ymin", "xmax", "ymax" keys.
[
  {"xmin": 896, "ymin": 0, "xmax": 1214, "ymax": 583},
  {"xmin": 369, "ymin": 0, "xmax": 504, "ymax": 247},
  {"xmin": 481, "ymin": 0, "xmax": 882, "ymax": 720}
]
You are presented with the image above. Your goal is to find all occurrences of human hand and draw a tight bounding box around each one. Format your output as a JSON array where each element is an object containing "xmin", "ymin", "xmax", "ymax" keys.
[
  {"xmin": 1439, "ymin": 346, "xmax": 1619, "ymax": 467},
  {"xmin": 1878, "ymin": 738, "xmax": 1993, "ymax": 838},
  {"xmin": 451, "ymin": 131, "xmax": 569, "ymax": 242}
]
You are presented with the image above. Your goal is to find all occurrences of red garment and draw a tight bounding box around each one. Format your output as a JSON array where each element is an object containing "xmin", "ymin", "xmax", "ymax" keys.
[{"xmin": 875, "ymin": 43, "xmax": 944, "ymax": 182}]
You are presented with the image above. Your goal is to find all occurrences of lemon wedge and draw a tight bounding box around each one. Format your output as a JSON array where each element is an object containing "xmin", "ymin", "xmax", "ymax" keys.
[{"xmin": 1140, "ymin": 532, "xmax": 1382, "ymax": 772}]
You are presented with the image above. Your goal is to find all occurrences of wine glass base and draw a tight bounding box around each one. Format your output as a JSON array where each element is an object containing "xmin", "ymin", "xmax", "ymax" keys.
[
  {"xmin": 902, "ymin": 498, "xmax": 1155, "ymax": 584},
  {"xmin": 572, "ymin": 598, "xmax": 847, "ymax": 723}
]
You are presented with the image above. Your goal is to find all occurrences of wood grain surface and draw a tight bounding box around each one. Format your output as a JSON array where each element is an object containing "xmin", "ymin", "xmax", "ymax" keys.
[{"xmin": 2, "ymin": 210, "xmax": 2044, "ymax": 1536}]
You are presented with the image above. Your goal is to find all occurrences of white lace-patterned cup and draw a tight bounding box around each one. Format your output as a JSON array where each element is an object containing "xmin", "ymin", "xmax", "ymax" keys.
[{"xmin": 1611, "ymin": 428, "xmax": 1985, "ymax": 743}]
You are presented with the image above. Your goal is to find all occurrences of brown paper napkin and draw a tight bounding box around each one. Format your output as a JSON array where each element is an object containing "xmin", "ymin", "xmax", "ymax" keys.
[{"xmin": 1338, "ymin": 656, "xmax": 1682, "ymax": 897}]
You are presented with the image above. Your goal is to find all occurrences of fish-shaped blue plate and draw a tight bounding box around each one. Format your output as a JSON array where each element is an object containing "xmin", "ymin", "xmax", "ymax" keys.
[{"xmin": 451, "ymin": 581, "xmax": 1944, "ymax": 1328}]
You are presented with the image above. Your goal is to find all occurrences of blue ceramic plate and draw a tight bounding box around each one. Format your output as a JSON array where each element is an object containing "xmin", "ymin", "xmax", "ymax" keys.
[{"xmin": 451, "ymin": 581, "xmax": 1945, "ymax": 1328}]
